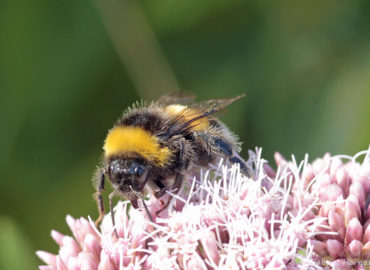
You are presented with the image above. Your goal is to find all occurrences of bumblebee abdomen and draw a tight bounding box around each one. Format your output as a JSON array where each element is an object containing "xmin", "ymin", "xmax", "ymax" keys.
[{"xmin": 165, "ymin": 104, "xmax": 210, "ymax": 132}]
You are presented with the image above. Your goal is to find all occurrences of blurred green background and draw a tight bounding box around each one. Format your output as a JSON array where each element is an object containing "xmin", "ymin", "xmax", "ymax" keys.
[{"xmin": 0, "ymin": 0, "xmax": 369, "ymax": 268}]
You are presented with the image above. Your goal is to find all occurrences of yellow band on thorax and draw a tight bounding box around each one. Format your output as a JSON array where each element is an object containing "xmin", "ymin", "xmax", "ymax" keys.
[{"xmin": 103, "ymin": 126, "xmax": 171, "ymax": 166}]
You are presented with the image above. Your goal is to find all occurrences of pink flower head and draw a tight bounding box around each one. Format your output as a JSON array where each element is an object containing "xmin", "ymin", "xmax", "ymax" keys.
[
  {"xmin": 274, "ymin": 147, "xmax": 370, "ymax": 269},
  {"xmin": 37, "ymin": 147, "xmax": 370, "ymax": 269}
]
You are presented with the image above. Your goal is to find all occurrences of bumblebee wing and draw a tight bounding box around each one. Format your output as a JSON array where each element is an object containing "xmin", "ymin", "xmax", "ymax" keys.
[
  {"xmin": 160, "ymin": 94, "xmax": 245, "ymax": 138},
  {"xmin": 188, "ymin": 94, "xmax": 245, "ymax": 115},
  {"xmin": 156, "ymin": 91, "xmax": 196, "ymax": 106}
]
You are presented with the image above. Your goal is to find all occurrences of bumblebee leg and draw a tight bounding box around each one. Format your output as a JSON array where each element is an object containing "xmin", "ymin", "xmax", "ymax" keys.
[
  {"xmin": 212, "ymin": 138, "xmax": 251, "ymax": 177},
  {"xmin": 154, "ymin": 178, "xmax": 167, "ymax": 198},
  {"xmin": 109, "ymin": 190, "xmax": 118, "ymax": 238},
  {"xmin": 156, "ymin": 173, "xmax": 184, "ymax": 215},
  {"xmin": 94, "ymin": 169, "xmax": 106, "ymax": 227},
  {"xmin": 156, "ymin": 139, "xmax": 188, "ymax": 215},
  {"xmin": 229, "ymin": 153, "xmax": 252, "ymax": 178},
  {"xmin": 213, "ymin": 138, "xmax": 233, "ymax": 156},
  {"xmin": 141, "ymin": 199, "xmax": 154, "ymax": 223}
]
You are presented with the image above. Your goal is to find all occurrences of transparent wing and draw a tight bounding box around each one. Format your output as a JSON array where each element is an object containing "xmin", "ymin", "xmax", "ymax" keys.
[
  {"xmin": 156, "ymin": 91, "xmax": 196, "ymax": 106},
  {"xmin": 159, "ymin": 94, "xmax": 245, "ymax": 139},
  {"xmin": 188, "ymin": 94, "xmax": 245, "ymax": 115}
]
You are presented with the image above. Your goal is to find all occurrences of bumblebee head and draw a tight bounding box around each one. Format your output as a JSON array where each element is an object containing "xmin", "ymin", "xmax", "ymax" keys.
[{"xmin": 107, "ymin": 159, "xmax": 148, "ymax": 207}]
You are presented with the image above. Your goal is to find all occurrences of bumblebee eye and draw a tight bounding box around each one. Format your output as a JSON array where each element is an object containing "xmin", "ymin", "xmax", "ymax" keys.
[
  {"xmin": 134, "ymin": 166, "xmax": 145, "ymax": 176},
  {"xmin": 130, "ymin": 161, "xmax": 146, "ymax": 176},
  {"xmin": 109, "ymin": 161, "xmax": 126, "ymax": 183}
]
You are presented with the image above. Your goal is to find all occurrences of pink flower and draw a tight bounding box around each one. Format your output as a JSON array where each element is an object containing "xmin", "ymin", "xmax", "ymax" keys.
[
  {"xmin": 37, "ymin": 148, "xmax": 370, "ymax": 269},
  {"xmin": 274, "ymin": 148, "xmax": 370, "ymax": 269}
]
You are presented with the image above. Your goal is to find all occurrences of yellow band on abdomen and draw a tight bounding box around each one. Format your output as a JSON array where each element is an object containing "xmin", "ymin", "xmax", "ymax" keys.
[{"xmin": 165, "ymin": 104, "xmax": 209, "ymax": 131}]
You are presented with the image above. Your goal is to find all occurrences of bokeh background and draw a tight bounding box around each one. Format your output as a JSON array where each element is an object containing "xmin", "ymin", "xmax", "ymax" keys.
[{"xmin": 0, "ymin": 0, "xmax": 369, "ymax": 268}]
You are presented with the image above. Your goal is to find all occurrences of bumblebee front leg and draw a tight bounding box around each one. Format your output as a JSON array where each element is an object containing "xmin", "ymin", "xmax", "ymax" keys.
[
  {"xmin": 156, "ymin": 139, "xmax": 188, "ymax": 215},
  {"xmin": 94, "ymin": 169, "xmax": 106, "ymax": 227},
  {"xmin": 109, "ymin": 189, "xmax": 119, "ymax": 237}
]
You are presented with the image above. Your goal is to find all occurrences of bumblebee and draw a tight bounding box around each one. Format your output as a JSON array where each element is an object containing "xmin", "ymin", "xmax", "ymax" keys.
[{"xmin": 94, "ymin": 92, "xmax": 248, "ymax": 231}]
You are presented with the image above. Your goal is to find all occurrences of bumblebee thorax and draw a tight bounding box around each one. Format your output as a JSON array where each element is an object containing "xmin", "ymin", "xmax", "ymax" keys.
[{"xmin": 103, "ymin": 126, "xmax": 172, "ymax": 167}]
